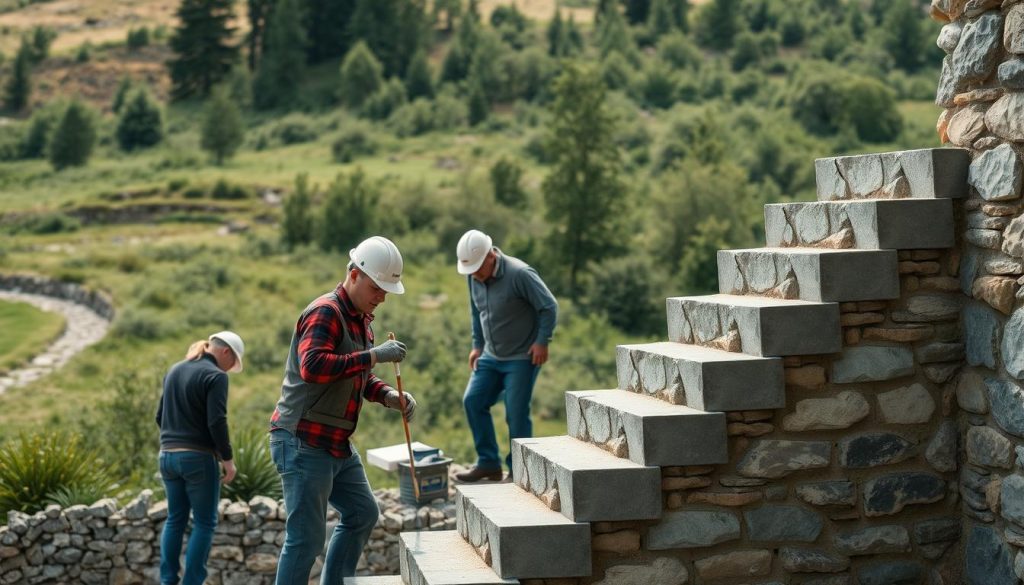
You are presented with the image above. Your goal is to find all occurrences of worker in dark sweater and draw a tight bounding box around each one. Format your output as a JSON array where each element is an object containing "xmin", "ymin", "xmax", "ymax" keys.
[{"xmin": 156, "ymin": 331, "xmax": 245, "ymax": 585}]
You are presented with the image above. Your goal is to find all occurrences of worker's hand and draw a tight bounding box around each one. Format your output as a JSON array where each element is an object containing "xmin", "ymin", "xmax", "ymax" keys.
[
  {"xmin": 529, "ymin": 344, "xmax": 549, "ymax": 366},
  {"xmin": 221, "ymin": 459, "xmax": 237, "ymax": 484},
  {"xmin": 385, "ymin": 389, "xmax": 417, "ymax": 422},
  {"xmin": 468, "ymin": 348, "xmax": 482, "ymax": 371},
  {"xmin": 371, "ymin": 339, "xmax": 407, "ymax": 364}
]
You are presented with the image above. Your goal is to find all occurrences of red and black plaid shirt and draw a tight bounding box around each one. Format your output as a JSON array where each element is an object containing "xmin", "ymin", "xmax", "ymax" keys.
[{"xmin": 271, "ymin": 284, "xmax": 389, "ymax": 457}]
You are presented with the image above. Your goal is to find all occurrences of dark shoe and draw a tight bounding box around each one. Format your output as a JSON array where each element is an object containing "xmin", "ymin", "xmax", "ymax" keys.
[{"xmin": 454, "ymin": 466, "xmax": 503, "ymax": 483}]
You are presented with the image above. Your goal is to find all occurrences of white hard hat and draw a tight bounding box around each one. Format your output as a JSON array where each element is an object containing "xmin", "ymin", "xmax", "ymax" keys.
[
  {"xmin": 210, "ymin": 330, "xmax": 245, "ymax": 373},
  {"xmin": 456, "ymin": 229, "xmax": 493, "ymax": 275},
  {"xmin": 349, "ymin": 236, "xmax": 405, "ymax": 294}
]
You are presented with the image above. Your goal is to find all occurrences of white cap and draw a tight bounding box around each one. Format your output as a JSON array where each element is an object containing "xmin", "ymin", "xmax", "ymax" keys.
[
  {"xmin": 349, "ymin": 236, "xmax": 405, "ymax": 294},
  {"xmin": 456, "ymin": 229, "xmax": 493, "ymax": 275},
  {"xmin": 209, "ymin": 330, "xmax": 245, "ymax": 373}
]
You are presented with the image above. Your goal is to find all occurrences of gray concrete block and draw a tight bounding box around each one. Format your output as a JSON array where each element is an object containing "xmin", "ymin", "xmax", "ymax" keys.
[
  {"xmin": 400, "ymin": 531, "xmax": 516, "ymax": 585},
  {"xmin": 511, "ymin": 435, "xmax": 661, "ymax": 522},
  {"xmin": 666, "ymin": 294, "xmax": 841, "ymax": 357},
  {"xmin": 615, "ymin": 342, "xmax": 784, "ymax": 411},
  {"xmin": 455, "ymin": 483, "xmax": 590, "ymax": 579},
  {"xmin": 718, "ymin": 248, "xmax": 899, "ymax": 302},
  {"xmin": 565, "ymin": 389, "xmax": 728, "ymax": 466},
  {"xmin": 764, "ymin": 199, "xmax": 954, "ymax": 250},
  {"xmin": 815, "ymin": 148, "xmax": 969, "ymax": 202},
  {"xmin": 345, "ymin": 577, "xmax": 404, "ymax": 585}
]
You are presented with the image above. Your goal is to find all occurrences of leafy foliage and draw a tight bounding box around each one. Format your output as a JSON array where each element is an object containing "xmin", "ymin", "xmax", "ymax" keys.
[{"xmin": 221, "ymin": 428, "xmax": 281, "ymax": 502}]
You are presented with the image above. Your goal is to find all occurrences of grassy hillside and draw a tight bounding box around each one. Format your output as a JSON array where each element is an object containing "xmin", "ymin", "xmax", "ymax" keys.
[{"xmin": 0, "ymin": 298, "xmax": 64, "ymax": 374}]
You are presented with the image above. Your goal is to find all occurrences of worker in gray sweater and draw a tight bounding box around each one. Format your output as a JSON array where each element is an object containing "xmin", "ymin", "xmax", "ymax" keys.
[
  {"xmin": 156, "ymin": 331, "xmax": 244, "ymax": 585},
  {"xmin": 454, "ymin": 229, "xmax": 558, "ymax": 482}
]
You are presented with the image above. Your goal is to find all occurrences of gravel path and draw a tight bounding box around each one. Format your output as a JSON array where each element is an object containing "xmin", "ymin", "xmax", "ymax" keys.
[{"xmin": 0, "ymin": 291, "xmax": 110, "ymax": 395}]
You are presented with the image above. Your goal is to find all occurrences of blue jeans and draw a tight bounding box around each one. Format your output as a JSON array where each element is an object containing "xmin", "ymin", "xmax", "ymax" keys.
[
  {"xmin": 270, "ymin": 428, "xmax": 379, "ymax": 583},
  {"xmin": 463, "ymin": 355, "xmax": 540, "ymax": 471},
  {"xmin": 159, "ymin": 450, "xmax": 220, "ymax": 585}
]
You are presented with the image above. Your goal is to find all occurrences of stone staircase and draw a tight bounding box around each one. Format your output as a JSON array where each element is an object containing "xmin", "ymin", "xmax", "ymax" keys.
[{"xmin": 345, "ymin": 147, "xmax": 969, "ymax": 585}]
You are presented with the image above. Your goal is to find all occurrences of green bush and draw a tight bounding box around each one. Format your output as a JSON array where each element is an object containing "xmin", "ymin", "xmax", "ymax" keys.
[
  {"xmin": 116, "ymin": 88, "xmax": 164, "ymax": 151},
  {"xmin": 490, "ymin": 157, "xmax": 527, "ymax": 209},
  {"xmin": 270, "ymin": 114, "xmax": 320, "ymax": 145},
  {"xmin": 791, "ymin": 72, "xmax": 902, "ymax": 142},
  {"xmin": 10, "ymin": 212, "xmax": 80, "ymax": 235},
  {"xmin": 0, "ymin": 432, "xmax": 113, "ymax": 515},
  {"xmin": 126, "ymin": 27, "xmax": 150, "ymax": 49},
  {"xmin": 211, "ymin": 178, "xmax": 251, "ymax": 200},
  {"xmin": 48, "ymin": 100, "xmax": 97, "ymax": 170},
  {"xmin": 77, "ymin": 370, "xmax": 161, "ymax": 480},
  {"xmin": 331, "ymin": 124, "xmax": 378, "ymax": 163},
  {"xmin": 112, "ymin": 307, "xmax": 179, "ymax": 340},
  {"xmin": 362, "ymin": 78, "xmax": 407, "ymax": 121},
  {"xmin": 221, "ymin": 428, "xmax": 281, "ymax": 502}
]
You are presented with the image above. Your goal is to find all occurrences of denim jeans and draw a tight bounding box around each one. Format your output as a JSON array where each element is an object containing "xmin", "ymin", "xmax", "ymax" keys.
[
  {"xmin": 270, "ymin": 428, "xmax": 379, "ymax": 583},
  {"xmin": 159, "ymin": 450, "xmax": 220, "ymax": 585},
  {"xmin": 463, "ymin": 354, "xmax": 540, "ymax": 471}
]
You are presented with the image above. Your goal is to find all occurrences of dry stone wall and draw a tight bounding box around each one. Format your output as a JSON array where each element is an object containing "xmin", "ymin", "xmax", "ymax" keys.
[
  {"xmin": 934, "ymin": 0, "xmax": 1024, "ymax": 583},
  {"xmin": 0, "ymin": 489, "xmax": 455, "ymax": 584}
]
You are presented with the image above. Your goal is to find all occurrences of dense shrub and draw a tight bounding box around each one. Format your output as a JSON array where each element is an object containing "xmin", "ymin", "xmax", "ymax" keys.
[
  {"xmin": 116, "ymin": 88, "xmax": 164, "ymax": 151},
  {"xmin": 77, "ymin": 371, "xmax": 161, "ymax": 480},
  {"xmin": 48, "ymin": 100, "xmax": 97, "ymax": 170},
  {"xmin": 791, "ymin": 73, "xmax": 902, "ymax": 142},
  {"xmin": 331, "ymin": 124, "xmax": 378, "ymax": 163},
  {"xmin": 362, "ymin": 78, "xmax": 408, "ymax": 121},
  {"xmin": 126, "ymin": 27, "xmax": 150, "ymax": 49}
]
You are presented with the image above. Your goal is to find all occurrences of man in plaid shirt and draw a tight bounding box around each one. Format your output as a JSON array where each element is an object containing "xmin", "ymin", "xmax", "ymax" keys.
[{"xmin": 270, "ymin": 236, "xmax": 416, "ymax": 582}]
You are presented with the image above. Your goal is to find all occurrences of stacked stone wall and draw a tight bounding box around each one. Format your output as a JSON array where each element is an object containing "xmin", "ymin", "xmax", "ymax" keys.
[
  {"xmin": 0, "ymin": 489, "xmax": 455, "ymax": 584},
  {"xmin": 0, "ymin": 274, "xmax": 115, "ymax": 320},
  {"xmin": 934, "ymin": 0, "xmax": 1024, "ymax": 582}
]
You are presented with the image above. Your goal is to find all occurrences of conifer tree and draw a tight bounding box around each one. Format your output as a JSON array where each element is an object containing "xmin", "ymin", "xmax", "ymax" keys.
[
  {"xmin": 253, "ymin": 0, "xmax": 307, "ymax": 109},
  {"xmin": 168, "ymin": 0, "xmax": 239, "ymax": 99},
  {"xmin": 282, "ymin": 173, "xmax": 314, "ymax": 248},
  {"xmin": 547, "ymin": 9, "xmax": 566, "ymax": 56},
  {"xmin": 111, "ymin": 76, "xmax": 132, "ymax": 113},
  {"xmin": 48, "ymin": 100, "xmax": 97, "ymax": 170},
  {"xmin": 339, "ymin": 41, "xmax": 384, "ymax": 109},
  {"xmin": 467, "ymin": 76, "xmax": 488, "ymax": 126},
  {"xmin": 404, "ymin": 49, "xmax": 434, "ymax": 99},
  {"xmin": 542, "ymin": 63, "xmax": 626, "ymax": 299},
  {"xmin": 246, "ymin": 0, "xmax": 273, "ymax": 70},
  {"xmin": 303, "ymin": 0, "xmax": 357, "ymax": 63},
  {"xmin": 700, "ymin": 0, "xmax": 739, "ymax": 50},
  {"xmin": 200, "ymin": 89, "xmax": 245, "ymax": 165},
  {"xmin": 116, "ymin": 88, "xmax": 164, "ymax": 151},
  {"xmin": 4, "ymin": 41, "xmax": 32, "ymax": 112},
  {"xmin": 882, "ymin": 0, "xmax": 924, "ymax": 72}
]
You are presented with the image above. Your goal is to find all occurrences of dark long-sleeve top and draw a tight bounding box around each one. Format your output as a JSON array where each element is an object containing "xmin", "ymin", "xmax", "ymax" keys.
[{"xmin": 156, "ymin": 353, "xmax": 233, "ymax": 461}]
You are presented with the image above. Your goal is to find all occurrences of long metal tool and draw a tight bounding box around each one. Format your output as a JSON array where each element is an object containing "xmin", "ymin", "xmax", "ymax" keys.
[{"xmin": 387, "ymin": 332, "xmax": 419, "ymax": 500}]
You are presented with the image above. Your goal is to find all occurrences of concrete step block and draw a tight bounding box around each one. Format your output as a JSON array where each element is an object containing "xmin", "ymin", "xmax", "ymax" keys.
[
  {"xmin": 616, "ymin": 341, "xmax": 784, "ymax": 411},
  {"xmin": 764, "ymin": 199, "xmax": 954, "ymax": 250},
  {"xmin": 565, "ymin": 389, "xmax": 728, "ymax": 467},
  {"xmin": 345, "ymin": 577, "xmax": 404, "ymax": 585},
  {"xmin": 400, "ymin": 530, "xmax": 517, "ymax": 585},
  {"xmin": 666, "ymin": 294, "xmax": 841, "ymax": 357},
  {"xmin": 815, "ymin": 148, "xmax": 968, "ymax": 201},
  {"xmin": 511, "ymin": 435, "xmax": 661, "ymax": 522},
  {"xmin": 456, "ymin": 483, "xmax": 591, "ymax": 579},
  {"xmin": 717, "ymin": 247, "xmax": 899, "ymax": 302}
]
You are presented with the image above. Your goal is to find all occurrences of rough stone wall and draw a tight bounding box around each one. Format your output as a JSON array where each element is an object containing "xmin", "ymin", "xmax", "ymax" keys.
[
  {"xmin": 934, "ymin": 0, "xmax": 1024, "ymax": 583},
  {"xmin": 0, "ymin": 274, "xmax": 115, "ymax": 320},
  {"xmin": 579, "ymin": 252, "xmax": 964, "ymax": 585},
  {"xmin": 0, "ymin": 489, "xmax": 455, "ymax": 584}
]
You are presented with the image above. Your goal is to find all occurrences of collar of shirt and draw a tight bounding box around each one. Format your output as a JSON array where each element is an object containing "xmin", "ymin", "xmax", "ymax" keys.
[
  {"xmin": 334, "ymin": 282, "xmax": 375, "ymax": 323},
  {"xmin": 490, "ymin": 248, "xmax": 506, "ymax": 282}
]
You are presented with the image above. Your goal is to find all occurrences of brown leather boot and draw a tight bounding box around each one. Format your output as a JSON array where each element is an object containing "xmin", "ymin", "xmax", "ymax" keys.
[{"xmin": 454, "ymin": 466, "xmax": 504, "ymax": 483}]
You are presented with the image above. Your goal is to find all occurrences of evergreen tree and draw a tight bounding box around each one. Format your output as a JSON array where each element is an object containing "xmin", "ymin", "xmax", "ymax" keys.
[
  {"xmin": 597, "ymin": 5, "xmax": 633, "ymax": 58},
  {"xmin": 48, "ymin": 100, "xmax": 97, "ymax": 170},
  {"xmin": 316, "ymin": 168, "xmax": 378, "ymax": 253},
  {"xmin": 566, "ymin": 16, "xmax": 584, "ymax": 52},
  {"xmin": 246, "ymin": 0, "xmax": 273, "ymax": 70},
  {"xmin": 648, "ymin": 0, "xmax": 675, "ymax": 38},
  {"xmin": 882, "ymin": 0, "xmax": 924, "ymax": 72},
  {"xmin": 490, "ymin": 157, "xmax": 527, "ymax": 209},
  {"xmin": 542, "ymin": 63, "xmax": 626, "ymax": 299},
  {"xmin": 253, "ymin": 0, "xmax": 307, "ymax": 110},
  {"xmin": 467, "ymin": 75, "xmax": 488, "ymax": 126},
  {"xmin": 4, "ymin": 41, "xmax": 32, "ymax": 112},
  {"xmin": 432, "ymin": 0, "xmax": 461, "ymax": 31},
  {"xmin": 440, "ymin": 10, "xmax": 478, "ymax": 82},
  {"xmin": 21, "ymin": 102, "xmax": 60, "ymax": 159},
  {"xmin": 348, "ymin": 0, "xmax": 426, "ymax": 77},
  {"xmin": 700, "ymin": 0, "xmax": 739, "ymax": 51},
  {"xmin": 116, "ymin": 88, "xmax": 164, "ymax": 151},
  {"xmin": 339, "ymin": 41, "xmax": 384, "ymax": 109},
  {"xmin": 111, "ymin": 76, "xmax": 132, "ymax": 113},
  {"xmin": 625, "ymin": 0, "xmax": 651, "ymax": 24},
  {"xmin": 847, "ymin": 6, "xmax": 867, "ymax": 40},
  {"xmin": 168, "ymin": 0, "xmax": 239, "ymax": 100},
  {"xmin": 404, "ymin": 49, "xmax": 434, "ymax": 99},
  {"xmin": 200, "ymin": 89, "xmax": 245, "ymax": 165},
  {"xmin": 27, "ymin": 26, "xmax": 56, "ymax": 64},
  {"xmin": 281, "ymin": 173, "xmax": 314, "ymax": 248},
  {"xmin": 671, "ymin": 0, "xmax": 689, "ymax": 33},
  {"xmin": 303, "ymin": 0, "xmax": 357, "ymax": 63},
  {"xmin": 547, "ymin": 9, "xmax": 567, "ymax": 57}
]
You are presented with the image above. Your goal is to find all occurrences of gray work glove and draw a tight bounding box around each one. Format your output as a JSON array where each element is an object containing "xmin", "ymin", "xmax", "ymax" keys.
[
  {"xmin": 371, "ymin": 339, "xmax": 407, "ymax": 363},
  {"xmin": 384, "ymin": 390, "xmax": 417, "ymax": 422}
]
